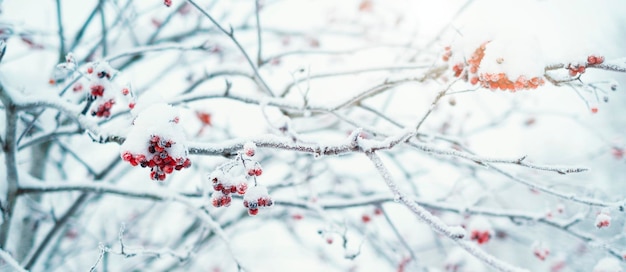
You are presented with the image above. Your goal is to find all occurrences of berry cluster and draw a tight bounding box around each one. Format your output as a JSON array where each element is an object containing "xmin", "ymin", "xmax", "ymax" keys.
[
  {"xmin": 587, "ymin": 55, "xmax": 605, "ymax": 65},
  {"xmin": 92, "ymin": 99, "xmax": 115, "ymax": 117},
  {"xmin": 445, "ymin": 42, "xmax": 545, "ymax": 92},
  {"xmin": 243, "ymin": 186, "xmax": 274, "ymax": 216},
  {"xmin": 470, "ymin": 229, "xmax": 491, "ymax": 245},
  {"xmin": 567, "ymin": 54, "xmax": 605, "ymax": 77},
  {"xmin": 479, "ymin": 73, "xmax": 545, "ymax": 91},
  {"xmin": 207, "ymin": 142, "xmax": 273, "ymax": 216},
  {"xmin": 120, "ymin": 104, "xmax": 190, "ymax": 181},
  {"xmin": 209, "ymin": 172, "xmax": 248, "ymax": 207},
  {"xmin": 85, "ymin": 62, "xmax": 135, "ymax": 118},
  {"xmin": 121, "ymin": 135, "xmax": 191, "ymax": 181},
  {"xmin": 467, "ymin": 217, "xmax": 493, "ymax": 245}
]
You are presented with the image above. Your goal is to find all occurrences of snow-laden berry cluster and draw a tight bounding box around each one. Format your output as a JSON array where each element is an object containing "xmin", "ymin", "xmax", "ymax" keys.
[
  {"xmin": 55, "ymin": 54, "xmax": 135, "ymax": 117},
  {"xmin": 243, "ymin": 185, "xmax": 273, "ymax": 216},
  {"xmin": 209, "ymin": 171, "xmax": 248, "ymax": 207},
  {"xmin": 207, "ymin": 141, "xmax": 273, "ymax": 216},
  {"xmin": 120, "ymin": 104, "xmax": 190, "ymax": 181}
]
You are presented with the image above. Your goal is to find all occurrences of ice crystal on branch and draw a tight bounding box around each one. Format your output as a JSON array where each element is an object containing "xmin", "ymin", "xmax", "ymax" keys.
[{"xmin": 120, "ymin": 104, "xmax": 190, "ymax": 181}]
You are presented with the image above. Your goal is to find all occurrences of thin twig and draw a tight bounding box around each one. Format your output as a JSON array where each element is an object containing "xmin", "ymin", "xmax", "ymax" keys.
[
  {"xmin": 55, "ymin": 0, "xmax": 65, "ymax": 63},
  {"xmin": 187, "ymin": 0, "xmax": 274, "ymax": 96},
  {"xmin": 255, "ymin": 0, "xmax": 263, "ymax": 66}
]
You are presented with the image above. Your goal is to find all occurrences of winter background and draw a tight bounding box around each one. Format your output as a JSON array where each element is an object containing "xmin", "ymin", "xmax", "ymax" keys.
[{"xmin": 1, "ymin": 0, "xmax": 626, "ymax": 271}]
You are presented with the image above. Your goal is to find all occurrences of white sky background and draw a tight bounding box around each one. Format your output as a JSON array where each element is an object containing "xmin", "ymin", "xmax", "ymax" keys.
[{"xmin": 1, "ymin": 0, "xmax": 626, "ymax": 271}]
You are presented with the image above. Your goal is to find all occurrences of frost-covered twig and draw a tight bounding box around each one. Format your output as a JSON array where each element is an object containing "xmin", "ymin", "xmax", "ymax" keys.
[
  {"xmin": 282, "ymin": 65, "xmax": 432, "ymax": 98},
  {"xmin": 365, "ymin": 151, "xmax": 528, "ymax": 272},
  {"xmin": 105, "ymin": 43, "xmax": 208, "ymax": 62},
  {"xmin": 189, "ymin": 129, "xmax": 413, "ymax": 157},
  {"xmin": 101, "ymin": 223, "xmax": 191, "ymax": 261},
  {"xmin": 187, "ymin": 0, "xmax": 273, "ymax": 96},
  {"xmin": 408, "ymin": 141, "xmax": 588, "ymax": 175},
  {"xmin": 0, "ymin": 249, "xmax": 28, "ymax": 272}
]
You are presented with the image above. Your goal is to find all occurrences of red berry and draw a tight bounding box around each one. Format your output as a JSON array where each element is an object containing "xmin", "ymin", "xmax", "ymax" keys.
[
  {"xmin": 164, "ymin": 0, "xmax": 172, "ymax": 7},
  {"xmin": 90, "ymin": 85, "xmax": 105, "ymax": 97},
  {"xmin": 248, "ymin": 208, "xmax": 259, "ymax": 216},
  {"xmin": 182, "ymin": 158, "xmax": 191, "ymax": 168},
  {"xmin": 362, "ymin": 214, "xmax": 371, "ymax": 223},
  {"xmin": 568, "ymin": 69, "xmax": 577, "ymax": 77},
  {"xmin": 122, "ymin": 88, "xmax": 129, "ymax": 95},
  {"xmin": 577, "ymin": 66, "xmax": 586, "ymax": 73},
  {"xmin": 87, "ymin": 67, "xmax": 94, "ymax": 74},
  {"xmin": 196, "ymin": 111, "xmax": 212, "ymax": 126},
  {"xmin": 237, "ymin": 183, "xmax": 248, "ymax": 195},
  {"xmin": 162, "ymin": 165, "xmax": 174, "ymax": 174},
  {"xmin": 121, "ymin": 152, "xmax": 133, "ymax": 161},
  {"xmin": 471, "ymin": 230, "xmax": 490, "ymax": 244},
  {"xmin": 591, "ymin": 107, "xmax": 598, "ymax": 114},
  {"xmin": 212, "ymin": 198, "xmax": 220, "ymax": 207},
  {"xmin": 374, "ymin": 208, "xmax": 382, "ymax": 216},
  {"xmin": 596, "ymin": 56, "xmax": 605, "ymax": 64},
  {"xmin": 243, "ymin": 200, "xmax": 249, "ymax": 208},
  {"xmin": 587, "ymin": 55, "xmax": 597, "ymax": 64},
  {"xmin": 128, "ymin": 102, "xmax": 135, "ymax": 109}
]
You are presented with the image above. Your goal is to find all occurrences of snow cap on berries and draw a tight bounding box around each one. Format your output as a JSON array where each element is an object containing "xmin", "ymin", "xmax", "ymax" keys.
[{"xmin": 595, "ymin": 210, "xmax": 611, "ymax": 229}]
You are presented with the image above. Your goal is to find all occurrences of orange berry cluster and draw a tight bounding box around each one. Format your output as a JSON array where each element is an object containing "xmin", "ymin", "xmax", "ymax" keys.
[
  {"xmin": 467, "ymin": 42, "xmax": 487, "ymax": 74},
  {"xmin": 444, "ymin": 42, "xmax": 545, "ymax": 92},
  {"xmin": 478, "ymin": 73, "xmax": 545, "ymax": 91}
]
